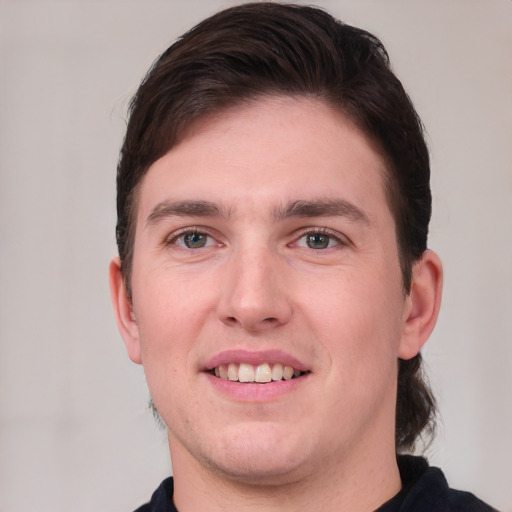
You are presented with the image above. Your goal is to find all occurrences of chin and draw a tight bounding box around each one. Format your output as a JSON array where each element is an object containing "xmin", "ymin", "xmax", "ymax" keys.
[
  {"xmin": 210, "ymin": 455, "xmax": 308, "ymax": 487},
  {"xmin": 200, "ymin": 422, "xmax": 313, "ymax": 485}
]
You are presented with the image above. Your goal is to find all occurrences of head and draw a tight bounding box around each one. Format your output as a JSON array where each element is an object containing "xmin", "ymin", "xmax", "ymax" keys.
[{"xmin": 115, "ymin": 3, "xmax": 437, "ymax": 453}]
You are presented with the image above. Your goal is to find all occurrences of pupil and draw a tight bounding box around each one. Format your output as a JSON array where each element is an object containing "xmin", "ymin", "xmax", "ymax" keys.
[
  {"xmin": 307, "ymin": 233, "xmax": 329, "ymax": 249},
  {"xmin": 184, "ymin": 233, "xmax": 206, "ymax": 248}
]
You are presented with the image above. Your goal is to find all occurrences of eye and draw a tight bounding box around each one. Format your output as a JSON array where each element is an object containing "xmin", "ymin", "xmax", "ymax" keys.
[
  {"xmin": 171, "ymin": 230, "xmax": 217, "ymax": 249},
  {"xmin": 294, "ymin": 230, "xmax": 341, "ymax": 250}
]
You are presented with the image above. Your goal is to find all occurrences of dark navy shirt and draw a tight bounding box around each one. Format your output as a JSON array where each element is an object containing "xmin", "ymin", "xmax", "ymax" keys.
[{"xmin": 134, "ymin": 455, "xmax": 498, "ymax": 511}]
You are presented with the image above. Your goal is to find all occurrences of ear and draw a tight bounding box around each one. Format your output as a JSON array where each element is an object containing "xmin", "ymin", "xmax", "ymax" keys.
[
  {"xmin": 109, "ymin": 257, "xmax": 142, "ymax": 364},
  {"xmin": 398, "ymin": 250, "xmax": 443, "ymax": 360}
]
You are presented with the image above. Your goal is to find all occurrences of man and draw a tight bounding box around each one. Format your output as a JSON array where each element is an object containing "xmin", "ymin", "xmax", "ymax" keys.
[{"xmin": 109, "ymin": 3, "xmax": 497, "ymax": 511}]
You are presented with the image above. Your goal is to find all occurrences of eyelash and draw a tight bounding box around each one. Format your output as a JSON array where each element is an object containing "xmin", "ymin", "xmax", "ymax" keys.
[
  {"xmin": 164, "ymin": 226, "xmax": 348, "ymax": 250},
  {"xmin": 165, "ymin": 227, "xmax": 219, "ymax": 249},
  {"xmin": 292, "ymin": 227, "xmax": 347, "ymax": 250}
]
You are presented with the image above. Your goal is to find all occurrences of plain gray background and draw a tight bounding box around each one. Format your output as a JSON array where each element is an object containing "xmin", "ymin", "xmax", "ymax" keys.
[{"xmin": 0, "ymin": 1, "xmax": 511, "ymax": 511}]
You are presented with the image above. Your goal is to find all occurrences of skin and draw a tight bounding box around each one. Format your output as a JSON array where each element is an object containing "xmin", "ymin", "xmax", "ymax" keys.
[{"xmin": 110, "ymin": 96, "xmax": 442, "ymax": 511}]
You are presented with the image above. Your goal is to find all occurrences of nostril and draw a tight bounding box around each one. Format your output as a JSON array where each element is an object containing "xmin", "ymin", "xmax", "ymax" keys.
[{"xmin": 222, "ymin": 316, "xmax": 279, "ymax": 329}]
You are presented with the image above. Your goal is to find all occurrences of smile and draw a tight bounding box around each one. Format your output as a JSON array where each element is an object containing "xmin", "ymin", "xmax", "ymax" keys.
[{"xmin": 211, "ymin": 363, "xmax": 306, "ymax": 383}]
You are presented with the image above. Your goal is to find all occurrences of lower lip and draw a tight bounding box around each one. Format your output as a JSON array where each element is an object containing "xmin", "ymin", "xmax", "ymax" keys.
[{"xmin": 204, "ymin": 372, "xmax": 308, "ymax": 402}]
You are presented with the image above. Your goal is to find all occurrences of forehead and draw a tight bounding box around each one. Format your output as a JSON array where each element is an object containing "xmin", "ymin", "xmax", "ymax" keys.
[{"xmin": 135, "ymin": 96, "xmax": 391, "ymax": 223}]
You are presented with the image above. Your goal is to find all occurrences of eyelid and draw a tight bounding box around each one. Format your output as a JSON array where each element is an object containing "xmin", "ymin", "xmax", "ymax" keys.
[
  {"xmin": 291, "ymin": 227, "xmax": 350, "ymax": 248},
  {"xmin": 164, "ymin": 226, "xmax": 221, "ymax": 247},
  {"xmin": 162, "ymin": 225, "xmax": 348, "ymax": 248}
]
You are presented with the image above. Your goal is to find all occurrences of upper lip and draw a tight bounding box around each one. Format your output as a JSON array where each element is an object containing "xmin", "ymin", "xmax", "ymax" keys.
[{"xmin": 204, "ymin": 349, "xmax": 309, "ymax": 372}]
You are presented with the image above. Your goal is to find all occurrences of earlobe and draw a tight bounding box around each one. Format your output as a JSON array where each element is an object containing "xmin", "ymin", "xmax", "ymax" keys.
[
  {"xmin": 398, "ymin": 250, "xmax": 443, "ymax": 360},
  {"xmin": 109, "ymin": 257, "xmax": 143, "ymax": 364}
]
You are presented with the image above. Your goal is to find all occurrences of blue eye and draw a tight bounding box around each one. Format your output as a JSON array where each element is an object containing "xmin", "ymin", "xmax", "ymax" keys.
[
  {"xmin": 307, "ymin": 233, "xmax": 330, "ymax": 249},
  {"xmin": 173, "ymin": 231, "xmax": 215, "ymax": 249},
  {"xmin": 296, "ymin": 231, "xmax": 340, "ymax": 249},
  {"xmin": 183, "ymin": 232, "xmax": 208, "ymax": 248}
]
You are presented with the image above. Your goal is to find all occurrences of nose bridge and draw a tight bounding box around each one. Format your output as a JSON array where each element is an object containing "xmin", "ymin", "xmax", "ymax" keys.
[{"xmin": 218, "ymin": 240, "xmax": 292, "ymax": 331}]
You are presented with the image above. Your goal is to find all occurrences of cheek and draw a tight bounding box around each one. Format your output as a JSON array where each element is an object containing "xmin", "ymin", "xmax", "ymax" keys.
[
  {"xmin": 134, "ymin": 288, "xmax": 201, "ymax": 420},
  {"xmin": 132, "ymin": 265, "xmax": 219, "ymax": 368},
  {"xmin": 303, "ymin": 265, "xmax": 405, "ymax": 367}
]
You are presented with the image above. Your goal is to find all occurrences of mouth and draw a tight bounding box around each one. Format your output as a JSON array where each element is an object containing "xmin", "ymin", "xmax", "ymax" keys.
[{"xmin": 208, "ymin": 362, "xmax": 308, "ymax": 383}]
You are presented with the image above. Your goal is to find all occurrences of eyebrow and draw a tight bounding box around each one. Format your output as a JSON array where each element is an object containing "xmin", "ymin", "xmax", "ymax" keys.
[
  {"xmin": 273, "ymin": 199, "xmax": 370, "ymax": 224},
  {"xmin": 146, "ymin": 200, "xmax": 230, "ymax": 226},
  {"xmin": 146, "ymin": 197, "xmax": 370, "ymax": 226}
]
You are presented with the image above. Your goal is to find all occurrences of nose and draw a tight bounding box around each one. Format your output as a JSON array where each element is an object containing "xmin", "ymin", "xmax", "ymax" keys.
[{"xmin": 216, "ymin": 246, "xmax": 293, "ymax": 333}]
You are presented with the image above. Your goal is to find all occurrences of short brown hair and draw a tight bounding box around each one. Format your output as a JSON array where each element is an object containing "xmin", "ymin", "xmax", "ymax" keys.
[{"xmin": 116, "ymin": 2, "xmax": 435, "ymax": 451}]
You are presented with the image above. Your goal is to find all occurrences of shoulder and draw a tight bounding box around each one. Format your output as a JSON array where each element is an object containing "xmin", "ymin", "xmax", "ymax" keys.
[
  {"xmin": 132, "ymin": 477, "xmax": 176, "ymax": 512},
  {"xmin": 396, "ymin": 455, "xmax": 499, "ymax": 512}
]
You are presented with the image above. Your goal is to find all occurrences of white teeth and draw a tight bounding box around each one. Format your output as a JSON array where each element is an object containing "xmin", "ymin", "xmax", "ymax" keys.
[
  {"xmin": 213, "ymin": 362, "xmax": 304, "ymax": 383},
  {"xmin": 271, "ymin": 363, "xmax": 283, "ymax": 381},
  {"xmin": 283, "ymin": 366, "xmax": 294, "ymax": 380},
  {"xmin": 227, "ymin": 363, "xmax": 239, "ymax": 381},
  {"xmin": 219, "ymin": 365, "xmax": 228, "ymax": 379},
  {"xmin": 255, "ymin": 363, "xmax": 272, "ymax": 383},
  {"xmin": 238, "ymin": 363, "xmax": 255, "ymax": 382}
]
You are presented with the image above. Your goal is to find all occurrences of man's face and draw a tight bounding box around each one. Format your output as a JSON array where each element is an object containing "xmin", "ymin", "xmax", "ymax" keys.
[{"xmin": 119, "ymin": 97, "xmax": 416, "ymax": 484}]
